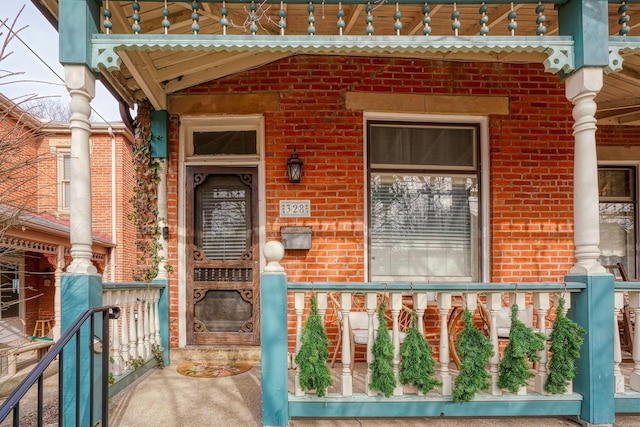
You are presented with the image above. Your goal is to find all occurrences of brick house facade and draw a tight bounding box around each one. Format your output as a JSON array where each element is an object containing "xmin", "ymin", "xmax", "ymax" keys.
[{"xmin": 135, "ymin": 55, "xmax": 640, "ymax": 352}]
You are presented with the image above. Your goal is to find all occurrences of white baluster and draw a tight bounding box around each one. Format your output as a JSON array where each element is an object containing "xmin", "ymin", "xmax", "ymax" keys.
[
  {"xmin": 438, "ymin": 293, "xmax": 452, "ymax": 395},
  {"xmin": 129, "ymin": 292, "xmax": 138, "ymax": 360},
  {"xmin": 137, "ymin": 295, "xmax": 146, "ymax": 359},
  {"xmin": 341, "ymin": 292, "xmax": 353, "ymax": 396},
  {"xmin": 110, "ymin": 291, "xmax": 122, "ymax": 376},
  {"xmin": 154, "ymin": 291, "xmax": 161, "ymax": 348},
  {"xmin": 614, "ymin": 291, "xmax": 625, "ymax": 393},
  {"xmin": 390, "ymin": 292, "xmax": 403, "ymax": 396},
  {"xmin": 317, "ymin": 292, "xmax": 327, "ymax": 322},
  {"xmin": 487, "ymin": 292, "xmax": 502, "ymax": 396},
  {"xmin": 365, "ymin": 292, "xmax": 377, "ymax": 396},
  {"xmin": 148, "ymin": 292, "xmax": 156, "ymax": 347},
  {"xmin": 143, "ymin": 292, "xmax": 151, "ymax": 358},
  {"xmin": 120, "ymin": 295, "xmax": 130, "ymax": 366},
  {"xmin": 294, "ymin": 291, "xmax": 305, "ymax": 396},
  {"xmin": 629, "ymin": 292, "xmax": 640, "ymax": 391},
  {"xmin": 413, "ymin": 292, "xmax": 427, "ymax": 336},
  {"xmin": 534, "ymin": 292, "xmax": 550, "ymax": 394}
]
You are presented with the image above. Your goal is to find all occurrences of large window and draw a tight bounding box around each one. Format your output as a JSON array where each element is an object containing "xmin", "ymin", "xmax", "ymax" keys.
[
  {"xmin": 368, "ymin": 121, "xmax": 480, "ymax": 282},
  {"xmin": 599, "ymin": 166, "xmax": 637, "ymax": 280}
]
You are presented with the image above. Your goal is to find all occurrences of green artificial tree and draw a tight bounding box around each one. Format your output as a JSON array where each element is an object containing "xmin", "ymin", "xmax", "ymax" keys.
[
  {"xmin": 497, "ymin": 304, "xmax": 546, "ymax": 393},
  {"xmin": 544, "ymin": 297, "xmax": 585, "ymax": 394},
  {"xmin": 399, "ymin": 312, "xmax": 441, "ymax": 394},
  {"xmin": 452, "ymin": 310, "xmax": 494, "ymax": 402},
  {"xmin": 369, "ymin": 302, "xmax": 396, "ymax": 397},
  {"xmin": 294, "ymin": 294, "xmax": 333, "ymax": 397}
]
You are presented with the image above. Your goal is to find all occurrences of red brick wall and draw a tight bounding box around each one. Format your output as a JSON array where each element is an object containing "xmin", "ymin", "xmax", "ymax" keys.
[{"xmin": 159, "ymin": 55, "xmax": 640, "ymax": 348}]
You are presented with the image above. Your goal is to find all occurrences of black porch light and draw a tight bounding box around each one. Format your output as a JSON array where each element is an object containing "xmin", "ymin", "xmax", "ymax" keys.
[{"xmin": 287, "ymin": 148, "xmax": 303, "ymax": 183}]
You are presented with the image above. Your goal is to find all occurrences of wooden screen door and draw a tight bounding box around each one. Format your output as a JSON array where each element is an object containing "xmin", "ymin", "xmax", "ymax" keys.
[{"xmin": 186, "ymin": 166, "xmax": 260, "ymax": 345}]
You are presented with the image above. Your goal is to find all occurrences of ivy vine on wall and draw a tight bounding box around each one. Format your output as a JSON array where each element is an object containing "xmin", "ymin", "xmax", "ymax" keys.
[{"xmin": 128, "ymin": 115, "xmax": 170, "ymax": 281}]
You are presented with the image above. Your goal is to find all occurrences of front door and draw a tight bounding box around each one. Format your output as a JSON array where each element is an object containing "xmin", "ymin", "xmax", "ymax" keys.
[{"xmin": 186, "ymin": 167, "xmax": 259, "ymax": 345}]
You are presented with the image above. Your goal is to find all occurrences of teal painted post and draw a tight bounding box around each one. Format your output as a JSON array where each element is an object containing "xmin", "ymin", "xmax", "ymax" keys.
[
  {"xmin": 569, "ymin": 273, "xmax": 615, "ymax": 425},
  {"xmin": 154, "ymin": 279, "xmax": 171, "ymax": 366},
  {"xmin": 150, "ymin": 110, "xmax": 169, "ymax": 159},
  {"xmin": 261, "ymin": 242, "xmax": 289, "ymax": 426},
  {"xmin": 557, "ymin": 0, "xmax": 608, "ymax": 70},
  {"xmin": 61, "ymin": 273, "xmax": 103, "ymax": 427},
  {"xmin": 59, "ymin": 0, "xmax": 100, "ymax": 65}
]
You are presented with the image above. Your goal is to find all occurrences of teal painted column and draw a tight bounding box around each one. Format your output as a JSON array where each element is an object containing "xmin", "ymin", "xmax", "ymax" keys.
[
  {"xmin": 569, "ymin": 273, "xmax": 615, "ymax": 425},
  {"xmin": 153, "ymin": 279, "xmax": 171, "ymax": 366},
  {"xmin": 59, "ymin": 0, "xmax": 100, "ymax": 66},
  {"xmin": 261, "ymin": 242, "xmax": 289, "ymax": 427},
  {"xmin": 61, "ymin": 273, "xmax": 102, "ymax": 427}
]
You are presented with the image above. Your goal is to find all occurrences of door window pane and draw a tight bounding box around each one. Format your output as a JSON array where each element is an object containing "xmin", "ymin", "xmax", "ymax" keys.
[
  {"xmin": 195, "ymin": 174, "xmax": 252, "ymax": 260},
  {"xmin": 599, "ymin": 167, "xmax": 637, "ymax": 279},
  {"xmin": 193, "ymin": 131, "xmax": 257, "ymax": 155}
]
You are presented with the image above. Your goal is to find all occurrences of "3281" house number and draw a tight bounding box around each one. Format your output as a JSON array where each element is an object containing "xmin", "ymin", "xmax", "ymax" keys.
[{"xmin": 279, "ymin": 200, "xmax": 311, "ymax": 218}]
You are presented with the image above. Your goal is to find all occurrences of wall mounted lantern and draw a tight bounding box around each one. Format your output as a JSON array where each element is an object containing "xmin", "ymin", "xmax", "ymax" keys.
[
  {"xmin": 287, "ymin": 148, "xmax": 303, "ymax": 183},
  {"xmin": 42, "ymin": 268, "xmax": 52, "ymax": 287}
]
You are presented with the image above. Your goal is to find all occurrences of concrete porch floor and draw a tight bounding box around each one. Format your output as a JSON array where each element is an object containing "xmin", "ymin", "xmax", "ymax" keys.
[{"xmin": 108, "ymin": 363, "xmax": 640, "ymax": 427}]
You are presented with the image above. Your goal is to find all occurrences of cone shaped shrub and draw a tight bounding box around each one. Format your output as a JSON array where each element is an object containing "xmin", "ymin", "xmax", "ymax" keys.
[
  {"xmin": 452, "ymin": 310, "xmax": 494, "ymax": 402},
  {"xmin": 544, "ymin": 297, "xmax": 585, "ymax": 394},
  {"xmin": 497, "ymin": 304, "xmax": 546, "ymax": 393},
  {"xmin": 399, "ymin": 312, "xmax": 441, "ymax": 394},
  {"xmin": 294, "ymin": 295, "xmax": 333, "ymax": 397},
  {"xmin": 369, "ymin": 302, "xmax": 396, "ymax": 397}
]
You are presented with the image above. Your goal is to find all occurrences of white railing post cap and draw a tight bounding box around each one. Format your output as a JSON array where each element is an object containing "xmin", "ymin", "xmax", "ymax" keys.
[{"xmin": 264, "ymin": 241, "xmax": 285, "ymax": 272}]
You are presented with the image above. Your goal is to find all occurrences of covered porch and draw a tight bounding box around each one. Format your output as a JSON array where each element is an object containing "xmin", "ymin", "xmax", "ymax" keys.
[{"xmin": 20, "ymin": 0, "xmax": 640, "ymax": 425}]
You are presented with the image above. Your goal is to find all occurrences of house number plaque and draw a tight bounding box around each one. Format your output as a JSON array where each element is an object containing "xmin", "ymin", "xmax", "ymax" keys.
[{"xmin": 279, "ymin": 200, "xmax": 311, "ymax": 218}]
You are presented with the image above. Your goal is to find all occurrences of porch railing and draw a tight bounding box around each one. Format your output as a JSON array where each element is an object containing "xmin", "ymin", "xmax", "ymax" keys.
[
  {"xmin": 614, "ymin": 281, "xmax": 640, "ymax": 413},
  {"xmin": 261, "ymin": 241, "xmax": 640, "ymax": 426},
  {"xmin": 0, "ymin": 306, "xmax": 119, "ymax": 426},
  {"xmin": 102, "ymin": 281, "xmax": 169, "ymax": 394}
]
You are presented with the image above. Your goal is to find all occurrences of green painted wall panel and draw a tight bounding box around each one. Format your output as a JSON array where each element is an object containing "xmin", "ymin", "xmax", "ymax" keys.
[
  {"xmin": 261, "ymin": 271, "xmax": 289, "ymax": 427},
  {"xmin": 150, "ymin": 110, "xmax": 169, "ymax": 159},
  {"xmin": 59, "ymin": 0, "xmax": 100, "ymax": 65},
  {"xmin": 558, "ymin": 0, "xmax": 608, "ymax": 70},
  {"xmin": 61, "ymin": 273, "xmax": 103, "ymax": 427},
  {"xmin": 569, "ymin": 273, "xmax": 615, "ymax": 425}
]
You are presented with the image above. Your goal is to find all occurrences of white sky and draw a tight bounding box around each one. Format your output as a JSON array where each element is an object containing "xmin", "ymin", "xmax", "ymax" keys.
[{"xmin": 1, "ymin": 2, "xmax": 122, "ymax": 123}]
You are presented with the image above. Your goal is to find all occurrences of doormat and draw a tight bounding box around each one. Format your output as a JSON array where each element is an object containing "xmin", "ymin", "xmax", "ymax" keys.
[{"xmin": 176, "ymin": 362, "xmax": 252, "ymax": 378}]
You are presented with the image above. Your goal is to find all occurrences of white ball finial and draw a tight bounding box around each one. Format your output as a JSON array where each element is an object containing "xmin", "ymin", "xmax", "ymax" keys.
[{"xmin": 264, "ymin": 241, "xmax": 285, "ymax": 272}]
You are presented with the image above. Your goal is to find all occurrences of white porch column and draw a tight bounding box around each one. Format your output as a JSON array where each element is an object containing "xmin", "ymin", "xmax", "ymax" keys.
[
  {"xmin": 566, "ymin": 67, "xmax": 606, "ymax": 274},
  {"xmin": 53, "ymin": 246, "xmax": 65, "ymax": 340},
  {"xmin": 156, "ymin": 159, "xmax": 169, "ymax": 280},
  {"xmin": 64, "ymin": 65, "xmax": 97, "ymax": 274}
]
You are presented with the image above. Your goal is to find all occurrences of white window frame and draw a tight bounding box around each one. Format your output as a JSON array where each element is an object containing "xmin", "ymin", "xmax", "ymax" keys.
[{"xmin": 364, "ymin": 112, "xmax": 490, "ymax": 283}]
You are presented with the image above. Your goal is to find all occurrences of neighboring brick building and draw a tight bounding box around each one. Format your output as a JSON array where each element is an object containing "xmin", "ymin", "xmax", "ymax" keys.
[{"xmin": 0, "ymin": 94, "xmax": 136, "ymax": 341}]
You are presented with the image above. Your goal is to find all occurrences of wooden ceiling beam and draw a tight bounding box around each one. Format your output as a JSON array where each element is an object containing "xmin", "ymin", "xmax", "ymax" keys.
[
  {"xmin": 118, "ymin": 50, "xmax": 167, "ymax": 110},
  {"xmin": 163, "ymin": 52, "xmax": 291, "ymax": 93}
]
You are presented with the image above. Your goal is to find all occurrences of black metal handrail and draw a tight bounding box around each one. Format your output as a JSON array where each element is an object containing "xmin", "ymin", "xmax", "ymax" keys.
[{"xmin": 0, "ymin": 306, "xmax": 120, "ymax": 426}]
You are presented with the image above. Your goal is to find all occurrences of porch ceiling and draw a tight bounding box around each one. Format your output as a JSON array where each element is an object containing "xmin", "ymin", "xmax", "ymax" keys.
[{"xmin": 32, "ymin": 1, "xmax": 640, "ymax": 125}]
